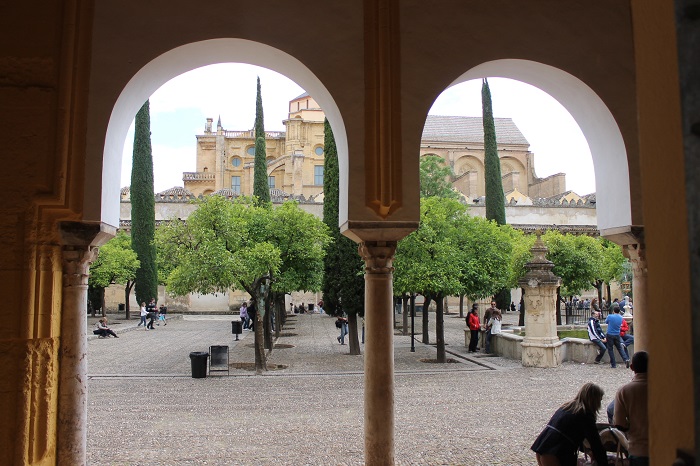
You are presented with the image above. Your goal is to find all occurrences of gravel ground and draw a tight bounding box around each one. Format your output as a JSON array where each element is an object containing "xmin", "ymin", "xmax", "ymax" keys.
[{"xmin": 87, "ymin": 311, "xmax": 630, "ymax": 465}]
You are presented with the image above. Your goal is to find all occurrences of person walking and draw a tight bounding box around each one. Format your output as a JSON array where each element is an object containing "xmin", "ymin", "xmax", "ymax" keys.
[
  {"xmin": 605, "ymin": 304, "xmax": 630, "ymax": 368},
  {"xmin": 532, "ymin": 383, "xmax": 608, "ymax": 466},
  {"xmin": 336, "ymin": 315, "xmax": 348, "ymax": 345},
  {"xmin": 239, "ymin": 302, "xmax": 249, "ymax": 329},
  {"xmin": 467, "ymin": 304, "xmax": 481, "ymax": 353},
  {"xmin": 138, "ymin": 302, "xmax": 147, "ymax": 328},
  {"xmin": 248, "ymin": 301, "xmax": 256, "ymax": 331},
  {"xmin": 587, "ymin": 310, "xmax": 607, "ymax": 364},
  {"xmin": 158, "ymin": 303, "xmax": 167, "ymax": 326}
]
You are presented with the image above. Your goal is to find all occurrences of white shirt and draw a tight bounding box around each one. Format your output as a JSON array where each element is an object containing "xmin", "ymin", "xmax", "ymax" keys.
[{"xmin": 489, "ymin": 317, "xmax": 502, "ymax": 334}]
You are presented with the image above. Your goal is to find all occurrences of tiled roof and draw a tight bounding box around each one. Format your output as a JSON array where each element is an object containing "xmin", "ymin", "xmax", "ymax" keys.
[
  {"xmin": 291, "ymin": 92, "xmax": 309, "ymax": 101},
  {"xmin": 422, "ymin": 115, "xmax": 529, "ymax": 146},
  {"xmin": 155, "ymin": 186, "xmax": 196, "ymax": 202},
  {"xmin": 211, "ymin": 188, "xmax": 240, "ymax": 199}
]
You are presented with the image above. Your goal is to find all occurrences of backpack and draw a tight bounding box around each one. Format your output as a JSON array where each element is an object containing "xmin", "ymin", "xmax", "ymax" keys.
[{"xmin": 335, "ymin": 319, "xmax": 342, "ymax": 329}]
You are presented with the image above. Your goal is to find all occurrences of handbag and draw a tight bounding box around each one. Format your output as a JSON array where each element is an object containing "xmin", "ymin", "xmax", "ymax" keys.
[{"xmin": 335, "ymin": 319, "xmax": 342, "ymax": 329}]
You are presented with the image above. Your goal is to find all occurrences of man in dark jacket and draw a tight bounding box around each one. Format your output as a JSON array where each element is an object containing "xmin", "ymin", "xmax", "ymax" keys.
[{"xmin": 587, "ymin": 310, "xmax": 607, "ymax": 364}]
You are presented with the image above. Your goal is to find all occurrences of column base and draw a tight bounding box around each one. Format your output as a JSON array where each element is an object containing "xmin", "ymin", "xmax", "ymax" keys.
[{"xmin": 521, "ymin": 339, "xmax": 563, "ymax": 368}]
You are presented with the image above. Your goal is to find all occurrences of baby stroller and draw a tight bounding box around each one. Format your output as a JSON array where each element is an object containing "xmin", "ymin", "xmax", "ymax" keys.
[{"xmin": 581, "ymin": 424, "xmax": 629, "ymax": 465}]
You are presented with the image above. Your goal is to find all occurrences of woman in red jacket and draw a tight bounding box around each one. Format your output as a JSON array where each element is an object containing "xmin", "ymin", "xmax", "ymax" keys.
[{"xmin": 467, "ymin": 304, "xmax": 481, "ymax": 353}]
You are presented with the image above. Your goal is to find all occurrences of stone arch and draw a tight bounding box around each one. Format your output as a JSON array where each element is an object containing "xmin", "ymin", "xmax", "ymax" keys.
[
  {"xmin": 448, "ymin": 59, "xmax": 630, "ymax": 231},
  {"xmin": 93, "ymin": 39, "xmax": 348, "ymax": 227}
]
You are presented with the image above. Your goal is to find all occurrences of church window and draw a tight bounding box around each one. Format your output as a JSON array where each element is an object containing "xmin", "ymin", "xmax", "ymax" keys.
[
  {"xmin": 246, "ymin": 146, "xmax": 255, "ymax": 156},
  {"xmin": 231, "ymin": 176, "xmax": 241, "ymax": 194},
  {"xmin": 268, "ymin": 176, "xmax": 276, "ymax": 189},
  {"xmin": 314, "ymin": 165, "xmax": 324, "ymax": 185},
  {"xmin": 231, "ymin": 157, "xmax": 241, "ymax": 167},
  {"xmin": 314, "ymin": 146, "xmax": 324, "ymax": 156}
]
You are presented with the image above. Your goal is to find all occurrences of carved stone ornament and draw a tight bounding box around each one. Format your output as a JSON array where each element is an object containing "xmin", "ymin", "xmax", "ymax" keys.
[{"xmin": 359, "ymin": 241, "xmax": 397, "ymax": 274}]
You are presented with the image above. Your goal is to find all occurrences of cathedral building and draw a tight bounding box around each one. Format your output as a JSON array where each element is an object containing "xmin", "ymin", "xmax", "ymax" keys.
[{"xmin": 180, "ymin": 93, "xmax": 574, "ymax": 204}]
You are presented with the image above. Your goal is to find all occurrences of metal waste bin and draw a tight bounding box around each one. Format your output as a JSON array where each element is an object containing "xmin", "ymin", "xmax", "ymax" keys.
[
  {"xmin": 189, "ymin": 351, "xmax": 209, "ymax": 378},
  {"xmin": 231, "ymin": 320, "xmax": 242, "ymax": 340}
]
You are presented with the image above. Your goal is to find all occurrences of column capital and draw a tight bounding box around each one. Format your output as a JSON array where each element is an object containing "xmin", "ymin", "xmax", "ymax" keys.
[
  {"xmin": 624, "ymin": 242, "xmax": 648, "ymax": 276},
  {"xmin": 359, "ymin": 241, "xmax": 397, "ymax": 274}
]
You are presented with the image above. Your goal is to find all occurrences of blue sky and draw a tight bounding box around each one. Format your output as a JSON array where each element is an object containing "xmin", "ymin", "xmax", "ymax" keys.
[{"xmin": 121, "ymin": 64, "xmax": 595, "ymax": 195}]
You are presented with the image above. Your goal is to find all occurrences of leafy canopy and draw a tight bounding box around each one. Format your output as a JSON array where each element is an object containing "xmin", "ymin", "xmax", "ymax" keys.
[{"xmin": 89, "ymin": 232, "xmax": 140, "ymax": 289}]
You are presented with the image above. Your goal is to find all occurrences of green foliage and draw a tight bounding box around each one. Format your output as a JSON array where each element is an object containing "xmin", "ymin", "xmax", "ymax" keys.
[
  {"xmin": 267, "ymin": 201, "xmax": 331, "ymax": 294},
  {"xmin": 395, "ymin": 197, "xmax": 511, "ymax": 300},
  {"xmin": 454, "ymin": 216, "xmax": 512, "ymax": 300},
  {"xmin": 253, "ymin": 137, "xmax": 270, "ymax": 205},
  {"xmin": 253, "ymin": 77, "xmax": 270, "ymax": 206},
  {"xmin": 502, "ymin": 226, "xmax": 536, "ymax": 289},
  {"xmin": 542, "ymin": 230, "xmax": 604, "ymax": 296},
  {"xmin": 419, "ymin": 155, "xmax": 459, "ymax": 199},
  {"xmin": 599, "ymin": 238, "xmax": 626, "ymax": 283},
  {"xmin": 321, "ymin": 118, "xmax": 364, "ymax": 316},
  {"xmin": 481, "ymin": 79, "xmax": 506, "ymax": 225},
  {"xmin": 156, "ymin": 196, "xmax": 329, "ymax": 299},
  {"xmin": 88, "ymin": 232, "xmax": 140, "ymax": 288},
  {"xmin": 130, "ymin": 99, "xmax": 158, "ymax": 303}
]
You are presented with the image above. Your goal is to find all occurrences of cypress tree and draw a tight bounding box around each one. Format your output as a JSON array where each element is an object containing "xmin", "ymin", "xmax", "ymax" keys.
[
  {"xmin": 130, "ymin": 100, "xmax": 158, "ymax": 305},
  {"xmin": 482, "ymin": 79, "xmax": 510, "ymax": 309},
  {"xmin": 482, "ymin": 78, "xmax": 506, "ymax": 225},
  {"xmin": 253, "ymin": 77, "xmax": 270, "ymax": 205},
  {"xmin": 321, "ymin": 118, "xmax": 364, "ymax": 354}
]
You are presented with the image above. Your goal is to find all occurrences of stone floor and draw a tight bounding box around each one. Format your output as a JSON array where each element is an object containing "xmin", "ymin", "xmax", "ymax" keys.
[{"xmin": 87, "ymin": 311, "xmax": 630, "ymax": 465}]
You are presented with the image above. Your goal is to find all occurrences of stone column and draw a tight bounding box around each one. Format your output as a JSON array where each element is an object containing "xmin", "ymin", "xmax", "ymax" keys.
[
  {"xmin": 57, "ymin": 223, "xmax": 110, "ymax": 466},
  {"xmin": 518, "ymin": 234, "xmax": 563, "ymax": 368},
  {"xmin": 359, "ymin": 241, "xmax": 396, "ymax": 465},
  {"xmin": 625, "ymin": 243, "xmax": 648, "ymax": 351}
]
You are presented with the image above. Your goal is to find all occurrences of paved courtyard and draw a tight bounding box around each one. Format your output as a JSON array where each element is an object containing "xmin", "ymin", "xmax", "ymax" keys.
[{"xmin": 87, "ymin": 311, "xmax": 630, "ymax": 465}]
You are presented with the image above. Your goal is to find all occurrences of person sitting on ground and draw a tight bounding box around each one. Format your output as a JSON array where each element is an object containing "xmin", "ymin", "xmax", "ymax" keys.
[
  {"xmin": 587, "ymin": 310, "xmax": 607, "ymax": 364},
  {"xmin": 531, "ymin": 382, "xmax": 608, "ymax": 466},
  {"xmin": 93, "ymin": 317, "xmax": 119, "ymax": 338}
]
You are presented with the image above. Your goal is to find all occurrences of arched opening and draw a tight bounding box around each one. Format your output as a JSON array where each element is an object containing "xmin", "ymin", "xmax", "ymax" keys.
[
  {"xmin": 94, "ymin": 39, "xmax": 348, "ymax": 228},
  {"xmin": 446, "ymin": 59, "xmax": 630, "ymax": 232}
]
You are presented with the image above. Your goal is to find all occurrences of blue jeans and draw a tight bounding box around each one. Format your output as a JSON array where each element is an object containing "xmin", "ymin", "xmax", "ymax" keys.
[
  {"xmin": 606, "ymin": 333, "xmax": 629, "ymax": 367},
  {"xmin": 339, "ymin": 323, "xmax": 348, "ymax": 344},
  {"xmin": 485, "ymin": 330, "xmax": 493, "ymax": 353},
  {"xmin": 592, "ymin": 339, "xmax": 607, "ymax": 362}
]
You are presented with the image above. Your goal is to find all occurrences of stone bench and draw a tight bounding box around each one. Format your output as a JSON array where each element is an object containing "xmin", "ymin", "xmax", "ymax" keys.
[{"xmin": 464, "ymin": 328, "xmax": 634, "ymax": 364}]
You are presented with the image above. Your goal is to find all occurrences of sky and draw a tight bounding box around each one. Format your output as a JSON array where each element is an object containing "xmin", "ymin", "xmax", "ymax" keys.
[{"xmin": 120, "ymin": 63, "xmax": 595, "ymax": 195}]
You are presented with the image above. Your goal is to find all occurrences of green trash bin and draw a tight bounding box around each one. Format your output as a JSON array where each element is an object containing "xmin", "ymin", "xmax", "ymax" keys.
[{"xmin": 189, "ymin": 351, "xmax": 209, "ymax": 378}]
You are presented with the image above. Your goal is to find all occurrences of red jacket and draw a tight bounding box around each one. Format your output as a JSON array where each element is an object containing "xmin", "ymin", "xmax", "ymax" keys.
[
  {"xmin": 620, "ymin": 319, "xmax": 629, "ymax": 337},
  {"xmin": 467, "ymin": 312, "xmax": 481, "ymax": 331}
]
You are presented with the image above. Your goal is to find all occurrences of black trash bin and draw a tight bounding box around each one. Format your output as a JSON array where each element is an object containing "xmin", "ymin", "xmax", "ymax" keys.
[
  {"xmin": 189, "ymin": 351, "xmax": 209, "ymax": 378},
  {"xmin": 231, "ymin": 320, "xmax": 242, "ymax": 340}
]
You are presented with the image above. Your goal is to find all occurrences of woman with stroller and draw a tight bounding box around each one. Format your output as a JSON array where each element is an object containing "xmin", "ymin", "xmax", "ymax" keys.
[{"xmin": 531, "ymin": 383, "xmax": 608, "ymax": 466}]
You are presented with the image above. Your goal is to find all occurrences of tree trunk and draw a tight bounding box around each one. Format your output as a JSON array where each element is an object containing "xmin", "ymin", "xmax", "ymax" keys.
[
  {"xmin": 436, "ymin": 295, "xmax": 446, "ymax": 363},
  {"xmin": 444, "ymin": 296, "xmax": 449, "ymax": 315},
  {"xmin": 606, "ymin": 283, "xmax": 612, "ymax": 308},
  {"xmin": 264, "ymin": 299, "xmax": 272, "ymax": 350},
  {"xmin": 273, "ymin": 292, "xmax": 283, "ymax": 338},
  {"xmin": 422, "ymin": 295, "xmax": 431, "ymax": 344},
  {"xmin": 519, "ymin": 288, "xmax": 525, "ymax": 326},
  {"xmin": 348, "ymin": 313, "xmax": 361, "ymax": 355},
  {"xmin": 124, "ymin": 281, "xmax": 135, "ymax": 320},
  {"xmin": 556, "ymin": 286, "xmax": 562, "ymax": 325},
  {"xmin": 100, "ymin": 288, "xmax": 106, "ymax": 317},
  {"xmin": 459, "ymin": 294, "xmax": 465, "ymax": 318},
  {"xmin": 392, "ymin": 296, "xmax": 397, "ymax": 330},
  {"xmin": 254, "ymin": 310, "xmax": 267, "ymax": 373},
  {"xmin": 596, "ymin": 281, "xmax": 604, "ymax": 308},
  {"xmin": 402, "ymin": 295, "xmax": 409, "ymax": 336}
]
